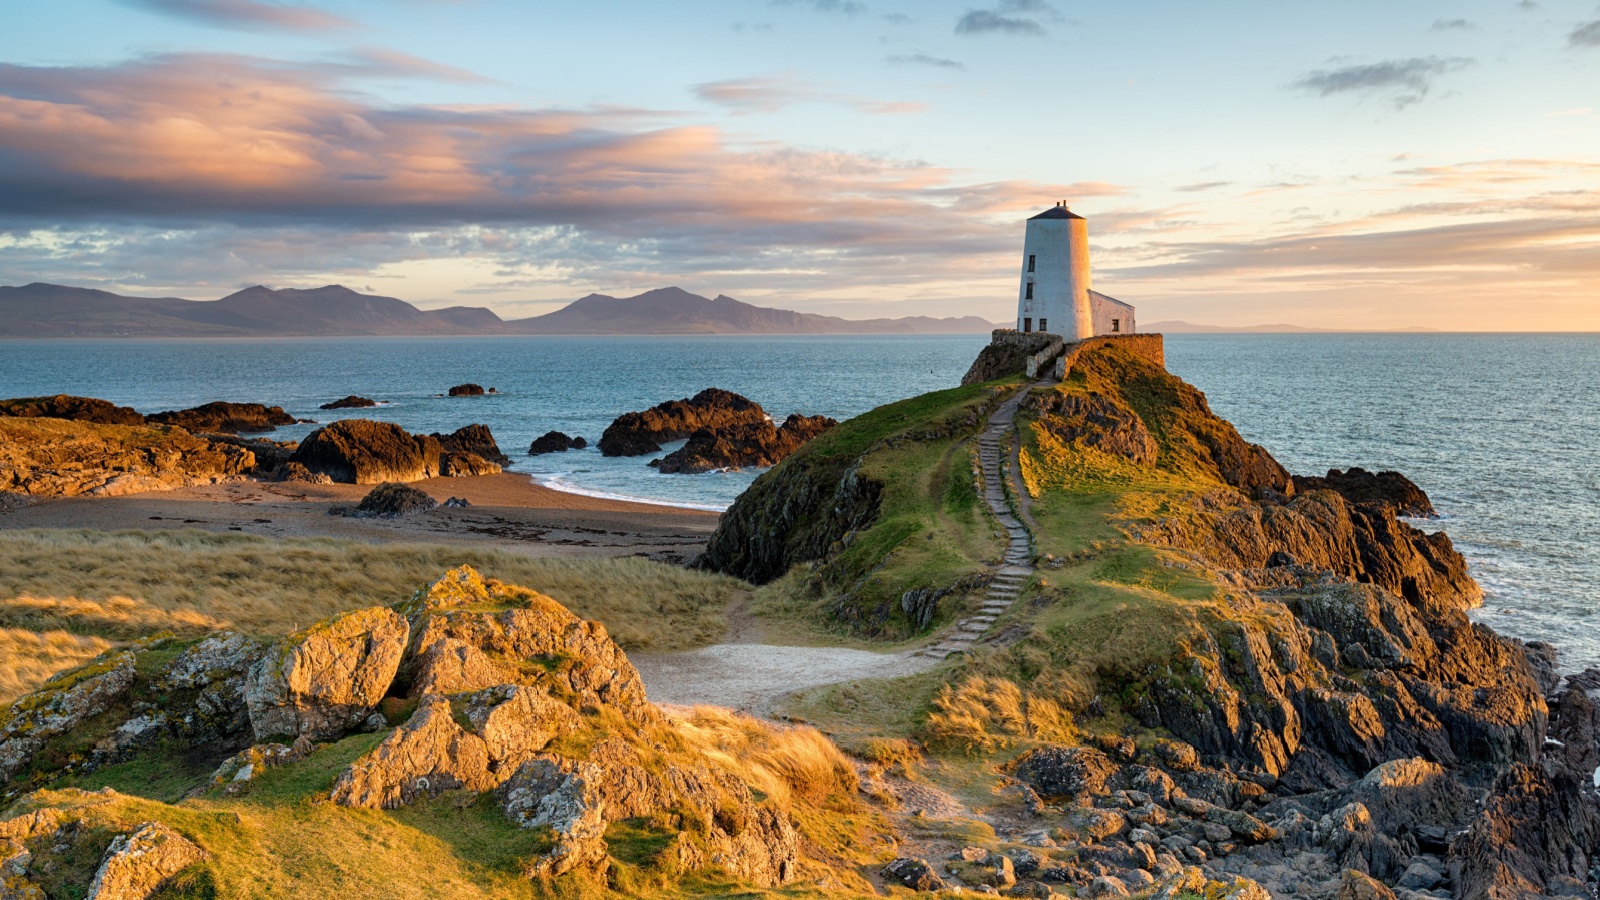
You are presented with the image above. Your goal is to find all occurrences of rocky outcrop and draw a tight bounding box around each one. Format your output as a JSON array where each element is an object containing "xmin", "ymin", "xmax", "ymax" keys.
[
  {"xmin": 431, "ymin": 423, "xmax": 511, "ymax": 466},
  {"xmin": 146, "ymin": 401, "xmax": 295, "ymax": 434},
  {"xmin": 0, "ymin": 418, "xmax": 255, "ymax": 498},
  {"xmin": 1293, "ymin": 468, "xmax": 1436, "ymax": 519},
  {"xmin": 271, "ymin": 461, "xmax": 332, "ymax": 484},
  {"xmin": 320, "ymin": 395, "xmax": 376, "ymax": 410},
  {"xmin": 439, "ymin": 452, "xmax": 501, "ymax": 477},
  {"xmin": 290, "ymin": 419, "xmax": 442, "ymax": 484},
  {"xmin": 245, "ymin": 607, "xmax": 408, "ymax": 741},
  {"xmin": 448, "ymin": 383, "xmax": 485, "ymax": 397},
  {"xmin": 0, "ymin": 651, "xmax": 137, "ymax": 783},
  {"xmin": 653, "ymin": 413, "xmax": 837, "ymax": 473},
  {"xmin": 333, "ymin": 482, "xmax": 438, "ymax": 518},
  {"xmin": 1027, "ymin": 391, "xmax": 1157, "ymax": 464},
  {"xmin": 0, "ymin": 395, "xmax": 144, "ymax": 426},
  {"xmin": 598, "ymin": 388, "xmax": 767, "ymax": 456},
  {"xmin": 528, "ymin": 431, "xmax": 587, "ymax": 455},
  {"xmin": 961, "ymin": 330, "xmax": 1056, "ymax": 385},
  {"xmin": 84, "ymin": 822, "xmax": 204, "ymax": 900}
]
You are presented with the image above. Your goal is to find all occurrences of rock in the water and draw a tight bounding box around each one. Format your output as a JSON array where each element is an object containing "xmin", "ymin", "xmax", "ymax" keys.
[
  {"xmin": 85, "ymin": 822, "xmax": 204, "ymax": 900},
  {"xmin": 0, "ymin": 395, "xmax": 144, "ymax": 426},
  {"xmin": 320, "ymin": 395, "xmax": 377, "ymax": 410},
  {"xmin": 147, "ymin": 401, "xmax": 295, "ymax": 434},
  {"xmin": 448, "ymin": 383, "xmax": 485, "ymax": 397},
  {"xmin": 653, "ymin": 413, "xmax": 837, "ymax": 474},
  {"xmin": 1293, "ymin": 467, "xmax": 1436, "ymax": 518},
  {"xmin": 883, "ymin": 857, "xmax": 947, "ymax": 891},
  {"xmin": 431, "ymin": 423, "xmax": 511, "ymax": 466},
  {"xmin": 0, "ymin": 418, "xmax": 255, "ymax": 498},
  {"xmin": 245, "ymin": 607, "xmax": 408, "ymax": 741},
  {"xmin": 337, "ymin": 482, "xmax": 438, "ymax": 518},
  {"xmin": 598, "ymin": 388, "xmax": 768, "ymax": 457},
  {"xmin": 527, "ymin": 431, "xmax": 587, "ymax": 455},
  {"xmin": 290, "ymin": 419, "xmax": 442, "ymax": 484}
]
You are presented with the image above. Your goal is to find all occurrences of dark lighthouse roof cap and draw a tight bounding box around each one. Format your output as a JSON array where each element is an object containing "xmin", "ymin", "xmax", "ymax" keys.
[{"xmin": 1030, "ymin": 203, "xmax": 1084, "ymax": 220}]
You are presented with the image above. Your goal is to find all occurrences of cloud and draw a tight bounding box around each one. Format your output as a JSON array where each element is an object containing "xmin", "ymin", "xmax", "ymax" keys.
[
  {"xmin": 1175, "ymin": 182, "xmax": 1231, "ymax": 193},
  {"xmin": 123, "ymin": 0, "xmax": 355, "ymax": 32},
  {"xmin": 955, "ymin": 0, "xmax": 1062, "ymax": 36},
  {"xmin": 693, "ymin": 74, "xmax": 923, "ymax": 114},
  {"xmin": 882, "ymin": 13, "xmax": 915, "ymax": 25},
  {"xmin": 885, "ymin": 53, "xmax": 965, "ymax": 70},
  {"xmin": 1571, "ymin": 20, "xmax": 1600, "ymax": 47},
  {"xmin": 769, "ymin": 0, "xmax": 866, "ymax": 14},
  {"xmin": 1291, "ymin": 56, "xmax": 1475, "ymax": 109},
  {"xmin": 730, "ymin": 21, "xmax": 776, "ymax": 32},
  {"xmin": 329, "ymin": 48, "xmax": 492, "ymax": 83},
  {"xmin": 1429, "ymin": 18, "xmax": 1475, "ymax": 31}
]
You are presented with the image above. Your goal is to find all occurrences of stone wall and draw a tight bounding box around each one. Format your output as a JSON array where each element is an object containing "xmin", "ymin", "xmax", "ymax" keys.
[
  {"xmin": 960, "ymin": 330, "xmax": 1058, "ymax": 385},
  {"xmin": 1052, "ymin": 333, "xmax": 1165, "ymax": 379}
]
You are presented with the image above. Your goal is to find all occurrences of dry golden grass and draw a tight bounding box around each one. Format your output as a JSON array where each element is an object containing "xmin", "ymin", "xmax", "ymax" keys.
[
  {"xmin": 0, "ymin": 627, "xmax": 114, "ymax": 701},
  {"xmin": 922, "ymin": 675, "xmax": 1076, "ymax": 753},
  {"xmin": 0, "ymin": 528, "xmax": 746, "ymax": 701},
  {"xmin": 672, "ymin": 706, "xmax": 860, "ymax": 809}
]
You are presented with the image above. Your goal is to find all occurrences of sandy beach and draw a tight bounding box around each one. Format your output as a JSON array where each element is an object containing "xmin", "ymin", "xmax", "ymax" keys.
[{"xmin": 0, "ymin": 473, "xmax": 722, "ymax": 561}]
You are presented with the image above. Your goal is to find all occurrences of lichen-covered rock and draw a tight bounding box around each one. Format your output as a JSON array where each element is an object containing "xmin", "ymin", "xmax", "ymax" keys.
[
  {"xmin": 245, "ymin": 607, "xmax": 408, "ymax": 740},
  {"xmin": 599, "ymin": 388, "xmax": 768, "ymax": 457},
  {"xmin": 0, "ymin": 652, "xmax": 137, "ymax": 784},
  {"xmin": 290, "ymin": 419, "xmax": 442, "ymax": 484},
  {"xmin": 882, "ymin": 856, "xmax": 946, "ymax": 891},
  {"xmin": 206, "ymin": 738, "xmax": 313, "ymax": 791},
  {"xmin": 460, "ymin": 685, "xmax": 578, "ymax": 768},
  {"xmin": 329, "ymin": 696, "xmax": 495, "ymax": 809},
  {"xmin": 498, "ymin": 756, "xmax": 610, "ymax": 877},
  {"xmin": 1010, "ymin": 746, "xmax": 1118, "ymax": 805},
  {"xmin": 401, "ymin": 567, "xmax": 651, "ymax": 718},
  {"xmin": 84, "ymin": 822, "xmax": 204, "ymax": 900}
]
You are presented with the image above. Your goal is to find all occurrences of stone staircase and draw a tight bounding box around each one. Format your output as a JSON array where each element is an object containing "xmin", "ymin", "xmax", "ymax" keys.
[{"xmin": 922, "ymin": 387, "xmax": 1035, "ymax": 660}]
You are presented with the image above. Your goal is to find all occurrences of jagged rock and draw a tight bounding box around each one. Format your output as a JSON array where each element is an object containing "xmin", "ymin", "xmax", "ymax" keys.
[
  {"xmin": 1066, "ymin": 807, "xmax": 1127, "ymax": 843},
  {"xmin": 401, "ymin": 567, "xmax": 651, "ymax": 718},
  {"xmin": 0, "ymin": 418, "xmax": 255, "ymax": 498},
  {"xmin": 431, "ymin": 423, "xmax": 511, "ymax": 466},
  {"xmin": 1335, "ymin": 868, "xmax": 1398, "ymax": 900},
  {"xmin": 883, "ymin": 857, "xmax": 947, "ymax": 891},
  {"xmin": 0, "ymin": 651, "xmax": 137, "ymax": 783},
  {"xmin": 84, "ymin": 822, "xmax": 204, "ymax": 900},
  {"xmin": 291, "ymin": 419, "xmax": 442, "ymax": 483},
  {"xmin": 527, "ymin": 431, "xmax": 587, "ymax": 455},
  {"xmin": 1293, "ymin": 468, "xmax": 1436, "ymax": 519},
  {"xmin": 336, "ymin": 482, "xmax": 438, "ymax": 518},
  {"xmin": 271, "ymin": 461, "xmax": 332, "ymax": 484},
  {"xmin": 1081, "ymin": 874, "xmax": 1129, "ymax": 897},
  {"xmin": 0, "ymin": 395, "xmax": 144, "ymax": 426},
  {"xmin": 1450, "ymin": 762, "xmax": 1600, "ymax": 900},
  {"xmin": 652, "ymin": 413, "xmax": 837, "ymax": 474},
  {"xmin": 1026, "ymin": 391, "xmax": 1157, "ymax": 464},
  {"xmin": 448, "ymin": 384, "xmax": 485, "ymax": 397},
  {"xmin": 599, "ymin": 388, "xmax": 768, "ymax": 457},
  {"xmin": 320, "ymin": 395, "xmax": 376, "ymax": 410},
  {"xmin": 439, "ymin": 451, "xmax": 501, "ymax": 477},
  {"xmin": 330, "ymin": 695, "xmax": 496, "ymax": 809},
  {"xmin": 500, "ymin": 756, "xmax": 610, "ymax": 876},
  {"xmin": 1011, "ymin": 746, "xmax": 1118, "ymax": 804},
  {"xmin": 147, "ymin": 401, "xmax": 295, "ymax": 434},
  {"xmin": 245, "ymin": 607, "xmax": 408, "ymax": 741}
]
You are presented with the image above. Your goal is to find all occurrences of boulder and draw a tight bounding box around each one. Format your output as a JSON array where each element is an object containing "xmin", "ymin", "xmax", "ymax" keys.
[
  {"xmin": 448, "ymin": 384, "xmax": 485, "ymax": 397},
  {"xmin": 290, "ymin": 419, "xmax": 442, "ymax": 484},
  {"xmin": 245, "ymin": 607, "xmax": 408, "ymax": 741},
  {"xmin": 598, "ymin": 388, "xmax": 768, "ymax": 457},
  {"xmin": 882, "ymin": 856, "xmax": 947, "ymax": 891},
  {"xmin": 528, "ymin": 431, "xmax": 587, "ymax": 455},
  {"xmin": 320, "ymin": 395, "xmax": 377, "ymax": 410},
  {"xmin": 431, "ymin": 423, "xmax": 511, "ymax": 465},
  {"xmin": 272, "ymin": 461, "xmax": 332, "ymax": 484},
  {"xmin": 1010, "ymin": 746, "xmax": 1118, "ymax": 804},
  {"xmin": 0, "ymin": 395, "xmax": 144, "ymax": 426},
  {"xmin": 84, "ymin": 822, "xmax": 204, "ymax": 900},
  {"xmin": 336, "ymin": 482, "xmax": 438, "ymax": 518},
  {"xmin": 401, "ymin": 566, "xmax": 652, "ymax": 718},
  {"xmin": 329, "ymin": 695, "xmax": 496, "ymax": 809},
  {"xmin": 1335, "ymin": 868, "xmax": 1398, "ymax": 900},
  {"xmin": 147, "ymin": 401, "xmax": 295, "ymax": 434},
  {"xmin": 0, "ymin": 418, "xmax": 255, "ymax": 498},
  {"xmin": 0, "ymin": 651, "xmax": 137, "ymax": 784},
  {"xmin": 652, "ymin": 413, "xmax": 837, "ymax": 474},
  {"xmin": 439, "ymin": 451, "xmax": 501, "ymax": 477}
]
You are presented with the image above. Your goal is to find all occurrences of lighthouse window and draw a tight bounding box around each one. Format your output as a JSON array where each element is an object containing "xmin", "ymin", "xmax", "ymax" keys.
[
  {"xmin": 1111, "ymin": 318, "xmax": 1121, "ymax": 333},
  {"xmin": 1039, "ymin": 318, "xmax": 1047, "ymax": 333},
  {"xmin": 1025, "ymin": 282, "xmax": 1034, "ymax": 300},
  {"xmin": 1027, "ymin": 254, "xmax": 1036, "ymax": 272}
]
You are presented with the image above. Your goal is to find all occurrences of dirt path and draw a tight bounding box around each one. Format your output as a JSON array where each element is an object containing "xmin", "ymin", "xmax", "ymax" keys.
[{"xmin": 631, "ymin": 643, "xmax": 934, "ymax": 715}]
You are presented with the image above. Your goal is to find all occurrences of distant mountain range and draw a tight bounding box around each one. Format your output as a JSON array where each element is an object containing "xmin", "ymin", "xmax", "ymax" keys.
[
  {"xmin": 0, "ymin": 283, "xmax": 997, "ymax": 337},
  {"xmin": 1144, "ymin": 320, "xmax": 1441, "ymax": 334}
]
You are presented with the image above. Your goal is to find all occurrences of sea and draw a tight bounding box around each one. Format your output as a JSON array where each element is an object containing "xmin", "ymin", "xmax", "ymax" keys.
[{"xmin": 1, "ymin": 333, "xmax": 1596, "ymax": 670}]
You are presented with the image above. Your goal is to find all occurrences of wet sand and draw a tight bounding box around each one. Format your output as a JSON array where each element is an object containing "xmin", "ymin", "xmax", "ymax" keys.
[{"xmin": 0, "ymin": 473, "xmax": 721, "ymax": 561}]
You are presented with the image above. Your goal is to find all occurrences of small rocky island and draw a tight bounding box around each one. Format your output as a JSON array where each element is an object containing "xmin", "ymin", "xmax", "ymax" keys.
[{"xmin": 600, "ymin": 388, "xmax": 836, "ymax": 473}]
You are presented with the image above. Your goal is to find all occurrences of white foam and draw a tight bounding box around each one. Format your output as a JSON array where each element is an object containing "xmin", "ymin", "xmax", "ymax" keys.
[{"xmin": 529, "ymin": 473, "xmax": 729, "ymax": 512}]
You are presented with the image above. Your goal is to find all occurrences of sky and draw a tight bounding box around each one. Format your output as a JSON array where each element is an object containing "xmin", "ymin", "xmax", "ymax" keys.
[{"xmin": 0, "ymin": 0, "xmax": 1596, "ymax": 329}]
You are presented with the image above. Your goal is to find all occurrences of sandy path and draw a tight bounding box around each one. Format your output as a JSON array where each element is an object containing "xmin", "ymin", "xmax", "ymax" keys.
[{"xmin": 632, "ymin": 644, "xmax": 935, "ymax": 715}]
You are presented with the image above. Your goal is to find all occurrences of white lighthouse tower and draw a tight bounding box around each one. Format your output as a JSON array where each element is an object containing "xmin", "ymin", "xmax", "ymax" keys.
[{"xmin": 1015, "ymin": 203, "xmax": 1134, "ymax": 340}]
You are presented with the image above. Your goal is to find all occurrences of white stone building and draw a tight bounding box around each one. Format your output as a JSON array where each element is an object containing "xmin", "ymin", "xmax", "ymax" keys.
[{"xmin": 1015, "ymin": 204, "xmax": 1135, "ymax": 339}]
